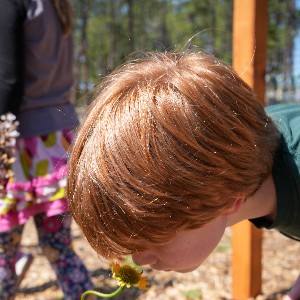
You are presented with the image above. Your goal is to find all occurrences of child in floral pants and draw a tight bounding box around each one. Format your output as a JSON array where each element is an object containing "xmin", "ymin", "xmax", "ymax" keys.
[{"xmin": 0, "ymin": 0, "xmax": 94, "ymax": 298}]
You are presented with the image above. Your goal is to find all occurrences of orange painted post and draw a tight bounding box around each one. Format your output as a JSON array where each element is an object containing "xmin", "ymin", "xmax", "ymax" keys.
[{"xmin": 232, "ymin": 0, "xmax": 268, "ymax": 299}]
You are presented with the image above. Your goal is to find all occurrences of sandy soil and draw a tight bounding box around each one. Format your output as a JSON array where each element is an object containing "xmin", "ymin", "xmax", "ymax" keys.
[{"xmin": 15, "ymin": 219, "xmax": 300, "ymax": 300}]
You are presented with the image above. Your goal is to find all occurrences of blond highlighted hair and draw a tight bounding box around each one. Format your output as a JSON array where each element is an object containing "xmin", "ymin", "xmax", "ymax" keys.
[{"xmin": 67, "ymin": 51, "xmax": 280, "ymax": 259}]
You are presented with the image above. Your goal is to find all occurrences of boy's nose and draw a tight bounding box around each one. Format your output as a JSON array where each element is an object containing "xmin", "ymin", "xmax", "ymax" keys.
[{"xmin": 132, "ymin": 252, "xmax": 159, "ymax": 266}]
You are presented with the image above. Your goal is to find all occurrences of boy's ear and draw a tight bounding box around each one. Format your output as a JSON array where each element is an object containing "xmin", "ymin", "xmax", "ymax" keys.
[{"xmin": 223, "ymin": 196, "xmax": 245, "ymax": 215}]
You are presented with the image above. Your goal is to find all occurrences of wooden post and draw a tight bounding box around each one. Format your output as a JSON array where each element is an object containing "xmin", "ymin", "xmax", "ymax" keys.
[{"xmin": 232, "ymin": 0, "xmax": 268, "ymax": 299}]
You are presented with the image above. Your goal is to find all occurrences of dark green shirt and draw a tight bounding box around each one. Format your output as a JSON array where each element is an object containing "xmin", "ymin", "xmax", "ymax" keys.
[{"xmin": 250, "ymin": 104, "xmax": 300, "ymax": 241}]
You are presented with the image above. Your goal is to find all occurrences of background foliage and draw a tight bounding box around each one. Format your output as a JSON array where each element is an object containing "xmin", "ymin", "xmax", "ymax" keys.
[{"xmin": 71, "ymin": 0, "xmax": 300, "ymax": 106}]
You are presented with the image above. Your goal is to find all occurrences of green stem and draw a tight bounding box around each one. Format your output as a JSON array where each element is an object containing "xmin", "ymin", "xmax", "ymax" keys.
[{"xmin": 81, "ymin": 286, "xmax": 126, "ymax": 299}]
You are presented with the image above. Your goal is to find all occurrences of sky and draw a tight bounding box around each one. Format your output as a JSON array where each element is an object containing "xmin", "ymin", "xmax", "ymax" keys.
[{"xmin": 294, "ymin": 0, "xmax": 300, "ymax": 76}]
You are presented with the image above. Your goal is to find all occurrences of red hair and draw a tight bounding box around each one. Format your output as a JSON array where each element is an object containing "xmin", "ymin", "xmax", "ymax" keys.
[{"xmin": 67, "ymin": 51, "xmax": 279, "ymax": 259}]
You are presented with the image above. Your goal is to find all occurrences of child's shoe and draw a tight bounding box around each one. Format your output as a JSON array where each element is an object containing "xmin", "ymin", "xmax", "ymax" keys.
[{"xmin": 15, "ymin": 251, "xmax": 34, "ymax": 287}]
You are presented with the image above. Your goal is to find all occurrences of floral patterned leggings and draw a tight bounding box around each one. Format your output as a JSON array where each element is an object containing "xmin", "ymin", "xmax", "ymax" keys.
[{"xmin": 0, "ymin": 212, "xmax": 93, "ymax": 300}]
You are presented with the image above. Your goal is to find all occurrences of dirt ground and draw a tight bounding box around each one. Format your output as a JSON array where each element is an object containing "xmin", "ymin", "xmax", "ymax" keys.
[{"xmin": 15, "ymin": 219, "xmax": 300, "ymax": 300}]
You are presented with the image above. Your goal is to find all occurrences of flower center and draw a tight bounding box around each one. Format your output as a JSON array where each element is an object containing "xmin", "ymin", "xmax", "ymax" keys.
[{"xmin": 117, "ymin": 265, "xmax": 140, "ymax": 285}]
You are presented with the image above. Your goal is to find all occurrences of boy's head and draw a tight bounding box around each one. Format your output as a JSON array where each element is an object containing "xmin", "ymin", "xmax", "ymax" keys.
[{"xmin": 67, "ymin": 51, "xmax": 279, "ymax": 260}]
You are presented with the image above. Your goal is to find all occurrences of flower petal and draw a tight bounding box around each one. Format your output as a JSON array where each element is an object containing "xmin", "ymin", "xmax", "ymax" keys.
[
  {"xmin": 110, "ymin": 262, "xmax": 121, "ymax": 274},
  {"xmin": 137, "ymin": 276, "xmax": 150, "ymax": 290}
]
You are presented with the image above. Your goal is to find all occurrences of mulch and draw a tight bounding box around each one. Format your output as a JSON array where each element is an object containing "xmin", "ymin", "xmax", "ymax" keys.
[{"xmin": 15, "ymin": 219, "xmax": 300, "ymax": 300}]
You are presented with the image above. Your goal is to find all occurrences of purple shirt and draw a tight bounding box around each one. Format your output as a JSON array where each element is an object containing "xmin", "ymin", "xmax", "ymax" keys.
[{"xmin": 0, "ymin": 0, "xmax": 78, "ymax": 137}]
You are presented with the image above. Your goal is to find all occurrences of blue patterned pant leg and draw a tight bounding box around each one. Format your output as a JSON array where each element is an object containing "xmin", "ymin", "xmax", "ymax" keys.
[
  {"xmin": 0, "ymin": 225, "xmax": 23, "ymax": 300},
  {"xmin": 34, "ymin": 212, "xmax": 93, "ymax": 300}
]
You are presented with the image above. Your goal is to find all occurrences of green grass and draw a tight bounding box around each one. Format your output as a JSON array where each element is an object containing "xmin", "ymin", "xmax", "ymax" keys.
[{"xmin": 182, "ymin": 289, "xmax": 203, "ymax": 299}]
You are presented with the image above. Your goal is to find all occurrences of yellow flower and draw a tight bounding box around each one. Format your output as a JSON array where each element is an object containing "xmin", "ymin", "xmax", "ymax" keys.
[
  {"xmin": 110, "ymin": 262, "xmax": 149, "ymax": 290},
  {"xmin": 81, "ymin": 263, "xmax": 149, "ymax": 299}
]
